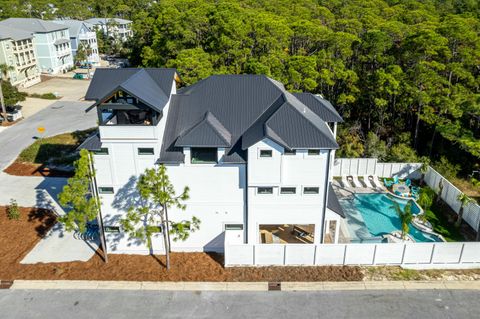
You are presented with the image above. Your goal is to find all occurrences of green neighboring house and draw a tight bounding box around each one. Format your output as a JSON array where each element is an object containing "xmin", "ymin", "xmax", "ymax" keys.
[{"xmin": 0, "ymin": 26, "xmax": 41, "ymax": 88}]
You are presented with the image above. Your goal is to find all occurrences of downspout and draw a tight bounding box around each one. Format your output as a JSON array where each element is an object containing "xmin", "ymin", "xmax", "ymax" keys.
[
  {"xmin": 89, "ymin": 152, "xmax": 108, "ymax": 262},
  {"xmin": 319, "ymin": 149, "xmax": 332, "ymax": 244},
  {"xmin": 244, "ymin": 162, "xmax": 248, "ymax": 244}
]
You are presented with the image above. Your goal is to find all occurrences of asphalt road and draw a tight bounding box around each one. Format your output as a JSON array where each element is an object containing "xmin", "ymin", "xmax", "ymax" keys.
[
  {"xmin": 0, "ymin": 101, "xmax": 96, "ymax": 170},
  {"xmin": 0, "ymin": 289, "xmax": 479, "ymax": 319}
]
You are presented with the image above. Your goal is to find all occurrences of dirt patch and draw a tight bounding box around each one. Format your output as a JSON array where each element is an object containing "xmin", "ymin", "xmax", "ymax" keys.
[
  {"xmin": 0, "ymin": 118, "xmax": 22, "ymax": 127},
  {"xmin": 0, "ymin": 205, "xmax": 362, "ymax": 282},
  {"xmin": 3, "ymin": 162, "xmax": 73, "ymax": 177},
  {"xmin": 0, "ymin": 206, "xmax": 56, "ymax": 266}
]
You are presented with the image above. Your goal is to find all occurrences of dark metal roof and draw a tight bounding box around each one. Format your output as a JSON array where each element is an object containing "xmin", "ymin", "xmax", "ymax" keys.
[
  {"xmin": 85, "ymin": 68, "xmax": 177, "ymax": 113},
  {"xmin": 175, "ymin": 111, "xmax": 231, "ymax": 147},
  {"xmin": 159, "ymin": 75, "xmax": 338, "ymax": 164},
  {"xmin": 77, "ymin": 132, "xmax": 101, "ymax": 151},
  {"xmin": 327, "ymin": 183, "xmax": 345, "ymax": 218},
  {"xmin": 292, "ymin": 93, "xmax": 343, "ymax": 123}
]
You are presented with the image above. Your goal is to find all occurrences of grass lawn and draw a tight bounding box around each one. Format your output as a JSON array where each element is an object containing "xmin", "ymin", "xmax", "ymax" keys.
[{"xmin": 17, "ymin": 128, "xmax": 95, "ymax": 167}]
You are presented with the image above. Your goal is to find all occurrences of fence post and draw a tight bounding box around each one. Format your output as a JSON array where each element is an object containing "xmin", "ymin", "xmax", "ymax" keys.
[
  {"xmin": 458, "ymin": 243, "xmax": 466, "ymax": 264},
  {"xmin": 252, "ymin": 245, "xmax": 255, "ymax": 266},
  {"xmin": 429, "ymin": 244, "xmax": 436, "ymax": 264},
  {"xmin": 372, "ymin": 244, "xmax": 377, "ymax": 265},
  {"xmin": 343, "ymin": 245, "xmax": 348, "ymax": 265},
  {"xmin": 313, "ymin": 245, "xmax": 317, "ymax": 265},
  {"xmin": 400, "ymin": 244, "xmax": 407, "ymax": 264},
  {"xmin": 283, "ymin": 245, "xmax": 287, "ymax": 265}
]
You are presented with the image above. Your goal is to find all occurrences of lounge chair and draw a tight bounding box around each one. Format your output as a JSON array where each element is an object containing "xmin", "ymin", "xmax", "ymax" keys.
[
  {"xmin": 405, "ymin": 179, "xmax": 412, "ymax": 187},
  {"xmin": 341, "ymin": 175, "xmax": 351, "ymax": 188},
  {"xmin": 393, "ymin": 175, "xmax": 399, "ymax": 184},
  {"xmin": 350, "ymin": 176, "xmax": 362, "ymax": 188},
  {"xmin": 363, "ymin": 175, "xmax": 375, "ymax": 188},
  {"xmin": 411, "ymin": 186, "xmax": 420, "ymax": 194},
  {"xmin": 373, "ymin": 176, "xmax": 387, "ymax": 190},
  {"xmin": 384, "ymin": 178, "xmax": 393, "ymax": 187}
]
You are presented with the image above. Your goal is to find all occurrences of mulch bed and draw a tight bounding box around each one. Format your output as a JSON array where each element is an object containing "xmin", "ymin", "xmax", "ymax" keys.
[
  {"xmin": 0, "ymin": 205, "xmax": 363, "ymax": 282},
  {"xmin": 0, "ymin": 118, "xmax": 22, "ymax": 127},
  {"xmin": 3, "ymin": 162, "xmax": 73, "ymax": 178}
]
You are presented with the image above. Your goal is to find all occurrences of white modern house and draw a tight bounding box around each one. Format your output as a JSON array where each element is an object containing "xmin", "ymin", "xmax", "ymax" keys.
[
  {"xmin": 54, "ymin": 20, "xmax": 100, "ymax": 65},
  {"xmin": 0, "ymin": 18, "xmax": 73, "ymax": 74},
  {"xmin": 85, "ymin": 18, "xmax": 132, "ymax": 42},
  {"xmin": 0, "ymin": 26, "xmax": 41, "ymax": 88},
  {"xmin": 81, "ymin": 68, "xmax": 345, "ymax": 255}
]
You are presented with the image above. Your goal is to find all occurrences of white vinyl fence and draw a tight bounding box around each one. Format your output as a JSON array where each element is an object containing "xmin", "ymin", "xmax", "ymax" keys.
[
  {"xmin": 425, "ymin": 167, "xmax": 480, "ymax": 232},
  {"xmin": 333, "ymin": 158, "xmax": 480, "ymax": 231},
  {"xmin": 225, "ymin": 242, "xmax": 480, "ymax": 269}
]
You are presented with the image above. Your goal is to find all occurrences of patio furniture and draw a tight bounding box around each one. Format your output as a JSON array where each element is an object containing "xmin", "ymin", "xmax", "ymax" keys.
[
  {"xmin": 373, "ymin": 175, "xmax": 387, "ymax": 190},
  {"xmin": 351, "ymin": 176, "xmax": 362, "ymax": 188},
  {"xmin": 393, "ymin": 175, "xmax": 399, "ymax": 184},
  {"xmin": 392, "ymin": 183, "xmax": 410, "ymax": 196},
  {"xmin": 384, "ymin": 178, "xmax": 393, "ymax": 187},
  {"xmin": 341, "ymin": 175, "xmax": 351, "ymax": 188},
  {"xmin": 363, "ymin": 175, "xmax": 375, "ymax": 188},
  {"xmin": 405, "ymin": 179, "xmax": 412, "ymax": 187}
]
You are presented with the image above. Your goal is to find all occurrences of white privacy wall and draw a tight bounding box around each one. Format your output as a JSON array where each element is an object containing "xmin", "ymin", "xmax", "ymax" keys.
[{"xmin": 224, "ymin": 241, "xmax": 480, "ymax": 269}]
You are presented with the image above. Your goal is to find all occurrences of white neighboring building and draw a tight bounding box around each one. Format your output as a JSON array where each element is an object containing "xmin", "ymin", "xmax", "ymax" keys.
[
  {"xmin": 82, "ymin": 69, "xmax": 345, "ymax": 255},
  {"xmin": 0, "ymin": 18, "xmax": 73, "ymax": 74},
  {"xmin": 54, "ymin": 20, "xmax": 100, "ymax": 65},
  {"xmin": 85, "ymin": 18, "xmax": 132, "ymax": 42}
]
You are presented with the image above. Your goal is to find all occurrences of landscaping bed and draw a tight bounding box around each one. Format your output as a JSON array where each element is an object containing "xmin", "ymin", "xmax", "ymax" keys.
[
  {"xmin": 4, "ymin": 128, "xmax": 95, "ymax": 177},
  {"xmin": 0, "ymin": 205, "xmax": 362, "ymax": 282}
]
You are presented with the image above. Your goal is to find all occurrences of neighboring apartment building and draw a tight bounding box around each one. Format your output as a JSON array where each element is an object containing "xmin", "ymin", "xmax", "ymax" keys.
[
  {"xmin": 54, "ymin": 20, "xmax": 100, "ymax": 65},
  {"xmin": 0, "ymin": 26, "xmax": 40, "ymax": 88},
  {"xmin": 81, "ymin": 69, "xmax": 345, "ymax": 254},
  {"xmin": 0, "ymin": 18, "xmax": 73, "ymax": 74},
  {"xmin": 85, "ymin": 18, "xmax": 132, "ymax": 42}
]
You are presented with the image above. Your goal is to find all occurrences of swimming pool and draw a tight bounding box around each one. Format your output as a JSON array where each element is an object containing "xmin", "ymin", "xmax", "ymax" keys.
[{"xmin": 339, "ymin": 193, "xmax": 443, "ymax": 243}]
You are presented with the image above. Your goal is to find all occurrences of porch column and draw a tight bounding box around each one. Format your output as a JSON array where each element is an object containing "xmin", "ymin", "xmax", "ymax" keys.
[
  {"xmin": 334, "ymin": 220, "xmax": 340, "ymax": 244},
  {"xmin": 325, "ymin": 220, "xmax": 331, "ymax": 234}
]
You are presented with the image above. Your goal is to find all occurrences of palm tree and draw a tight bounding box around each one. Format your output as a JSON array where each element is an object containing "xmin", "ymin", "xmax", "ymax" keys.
[
  {"xmin": 0, "ymin": 63, "xmax": 15, "ymax": 121},
  {"xmin": 455, "ymin": 193, "xmax": 472, "ymax": 228},
  {"xmin": 392, "ymin": 201, "xmax": 413, "ymax": 240},
  {"xmin": 419, "ymin": 156, "xmax": 430, "ymax": 186}
]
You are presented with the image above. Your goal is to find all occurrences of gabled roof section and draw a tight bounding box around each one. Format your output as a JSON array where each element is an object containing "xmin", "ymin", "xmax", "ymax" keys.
[
  {"xmin": 85, "ymin": 18, "xmax": 132, "ymax": 25},
  {"xmin": 292, "ymin": 92, "xmax": 343, "ymax": 123},
  {"xmin": 176, "ymin": 111, "xmax": 231, "ymax": 147},
  {"xmin": 85, "ymin": 68, "xmax": 177, "ymax": 112},
  {"xmin": 53, "ymin": 19, "xmax": 90, "ymax": 38},
  {"xmin": 77, "ymin": 132, "xmax": 101, "ymax": 151},
  {"xmin": 0, "ymin": 18, "xmax": 67, "ymax": 33}
]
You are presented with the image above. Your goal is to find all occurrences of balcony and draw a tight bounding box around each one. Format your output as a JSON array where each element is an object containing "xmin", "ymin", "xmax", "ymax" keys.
[{"xmin": 78, "ymin": 32, "xmax": 97, "ymax": 41}]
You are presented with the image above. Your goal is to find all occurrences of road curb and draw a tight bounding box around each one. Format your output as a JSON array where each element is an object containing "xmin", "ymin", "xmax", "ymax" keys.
[{"xmin": 8, "ymin": 280, "xmax": 480, "ymax": 291}]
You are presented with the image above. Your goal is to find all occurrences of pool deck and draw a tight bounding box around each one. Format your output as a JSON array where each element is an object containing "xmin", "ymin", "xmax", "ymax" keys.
[{"xmin": 331, "ymin": 181, "xmax": 381, "ymax": 242}]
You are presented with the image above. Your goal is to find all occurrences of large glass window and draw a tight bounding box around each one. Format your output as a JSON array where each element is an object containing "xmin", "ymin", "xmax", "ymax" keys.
[{"xmin": 191, "ymin": 148, "xmax": 217, "ymax": 164}]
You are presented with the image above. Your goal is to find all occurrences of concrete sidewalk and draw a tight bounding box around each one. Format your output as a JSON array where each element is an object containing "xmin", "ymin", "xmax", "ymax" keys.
[{"xmin": 9, "ymin": 280, "xmax": 480, "ymax": 291}]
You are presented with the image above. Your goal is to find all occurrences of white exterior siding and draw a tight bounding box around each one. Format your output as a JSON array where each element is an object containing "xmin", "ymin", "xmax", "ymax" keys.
[{"xmin": 247, "ymin": 139, "xmax": 330, "ymax": 245}]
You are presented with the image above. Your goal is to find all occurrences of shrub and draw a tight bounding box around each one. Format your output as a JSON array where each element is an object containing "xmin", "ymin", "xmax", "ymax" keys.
[
  {"xmin": 418, "ymin": 187, "xmax": 435, "ymax": 210},
  {"xmin": 29, "ymin": 92, "xmax": 59, "ymax": 100},
  {"xmin": 7, "ymin": 199, "xmax": 20, "ymax": 220},
  {"xmin": 364, "ymin": 132, "xmax": 388, "ymax": 161},
  {"xmin": 433, "ymin": 157, "xmax": 460, "ymax": 180}
]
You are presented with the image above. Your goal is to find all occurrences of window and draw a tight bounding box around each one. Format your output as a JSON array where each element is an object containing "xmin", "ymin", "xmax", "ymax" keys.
[
  {"xmin": 93, "ymin": 148, "xmax": 109, "ymax": 155},
  {"xmin": 280, "ymin": 187, "xmax": 296, "ymax": 195},
  {"xmin": 284, "ymin": 149, "xmax": 296, "ymax": 155},
  {"xmin": 191, "ymin": 147, "xmax": 217, "ymax": 164},
  {"xmin": 259, "ymin": 149, "xmax": 272, "ymax": 158},
  {"xmin": 308, "ymin": 149, "xmax": 320, "ymax": 156},
  {"xmin": 257, "ymin": 187, "xmax": 273, "ymax": 194},
  {"xmin": 225, "ymin": 224, "xmax": 244, "ymax": 231},
  {"xmin": 99, "ymin": 187, "xmax": 114, "ymax": 194},
  {"xmin": 104, "ymin": 226, "xmax": 120, "ymax": 233},
  {"xmin": 138, "ymin": 148, "xmax": 154, "ymax": 155},
  {"xmin": 303, "ymin": 187, "xmax": 320, "ymax": 195}
]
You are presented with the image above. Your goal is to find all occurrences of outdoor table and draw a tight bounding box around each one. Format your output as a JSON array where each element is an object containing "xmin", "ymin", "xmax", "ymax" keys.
[{"xmin": 392, "ymin": 183, "xmax": 410, "ymax": 196}]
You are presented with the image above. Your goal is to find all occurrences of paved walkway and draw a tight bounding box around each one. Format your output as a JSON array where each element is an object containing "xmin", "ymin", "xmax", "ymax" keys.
[
  {"xmin": 0, "ymin": 173, "xmax": 99, "ymax": 263},
  {"xmin": 0, "ymin": 101, "xmax": 96, "ymax": 170}
]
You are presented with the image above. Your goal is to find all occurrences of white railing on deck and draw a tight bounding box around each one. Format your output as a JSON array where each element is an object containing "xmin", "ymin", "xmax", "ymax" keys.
[{"xmin": 224, "ymin": 242, "xmax": 480, "ymax": 268}]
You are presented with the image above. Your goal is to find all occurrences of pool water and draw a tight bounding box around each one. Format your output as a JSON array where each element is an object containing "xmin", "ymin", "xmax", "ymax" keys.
[{"xmin": 339, "ymin": 193, "xmax": 443, "ymax": 243}]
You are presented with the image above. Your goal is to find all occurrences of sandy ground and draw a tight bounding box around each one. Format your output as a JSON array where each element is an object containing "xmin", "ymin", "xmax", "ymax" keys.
[{"xmin": 20, "ymin": 97, "xmax": 58, "ymax": 118}]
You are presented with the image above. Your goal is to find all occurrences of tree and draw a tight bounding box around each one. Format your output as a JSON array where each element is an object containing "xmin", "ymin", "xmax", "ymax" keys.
[
  {"xmin": 364, "ymin": 132, "xmax": 387, "ymax": 161},
  {"xmin": 76, "ymin": 43, "xmax": 93, "ymax": 79},
  {"xmin": 120, "ymin": 165, "xmax": 200, "ymax": 269},
  {"xmin": 0, "ymin": 63, "xmax": 14, "ymax": 121},
  {"xmin": 455, "ymin": 193, "xmax": 472, "ymax": 228},
  {"xmin": 58, "ymin": 149, "xmax": 108, "ymax": 262},
  {"xmin": 419, "ymin": 157, "xmax": 430, "ymax": 186},
  {"xmin": 392, "ymin": 200, "xmax": 414, "ymax": 241}
]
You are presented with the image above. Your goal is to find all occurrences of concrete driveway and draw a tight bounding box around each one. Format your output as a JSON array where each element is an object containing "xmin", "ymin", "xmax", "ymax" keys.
[{"xmin": 0, "ymin": 100, "xmax": 96, "ymax": 170}]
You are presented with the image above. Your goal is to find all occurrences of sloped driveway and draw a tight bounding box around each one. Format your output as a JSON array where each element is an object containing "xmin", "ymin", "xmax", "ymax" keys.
[{"xmin": 0, "ymin": 101, "xmax": 96, "ymax": 170}]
